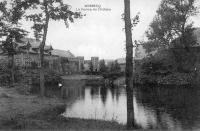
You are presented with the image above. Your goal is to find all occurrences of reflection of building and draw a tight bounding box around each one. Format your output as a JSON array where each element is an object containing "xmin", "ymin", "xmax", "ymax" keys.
[{"xmin": 91, "ymin": 57, "xmax": 99, "ymax": 71}]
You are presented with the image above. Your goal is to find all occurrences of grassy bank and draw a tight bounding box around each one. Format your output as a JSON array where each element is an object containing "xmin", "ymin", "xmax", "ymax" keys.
[{"xmin": 0, "ymin": 86, "xmax": 125, "ymax": 130}]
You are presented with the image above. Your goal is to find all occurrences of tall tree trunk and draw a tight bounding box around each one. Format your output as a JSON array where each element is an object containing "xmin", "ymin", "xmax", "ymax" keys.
[
  {"xmin": 124, "ymin": 0, "xmax": 134, "ymax": 129},
  {"xmin": 10, "ymin": 54, "xmax": 15, "ymax": 86},
  {"xmin": 40, "ymin": 0, "xmax": 50, "ymax": 96}
]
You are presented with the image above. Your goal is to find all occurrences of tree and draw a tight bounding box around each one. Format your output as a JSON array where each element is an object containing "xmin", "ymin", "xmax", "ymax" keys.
[
  {"xmin": 89, "ymin": 61, "xmax": 93, "ymax": 73},
  {"xmin": 80, "ymin": 63, "xmax": 84, "ymax": 72},
  {"xmin": 110, "ymin": 60, "xmax": 121, "ymax": 72},
  {"xmin": 99, "ymin": 59, "xmax": 107, "ymax": 73},
  {"xmin": 145, "ymin": 0, "xmax": 198, "ymax": 52},
  {"xmin": 0, "ymin": 0, "xmax": 28, "ymax": 85},
  {"xmin": 60, "ymin": 57, "xmax": 68, "ymax": 74},
  {"xmin": 123, "ymin": 0, "xmax": 139, "ymax": 129},
  {"xmin": 143, "ymin": 0, "xmax": 199, "ymax": 73},
  {"xmin": 25, "ymin": 0, "xmax": 81, "ymax": 96},
  {"xmin": 114, "ymin": 60, "xmax": 121, "ymax": 72}
]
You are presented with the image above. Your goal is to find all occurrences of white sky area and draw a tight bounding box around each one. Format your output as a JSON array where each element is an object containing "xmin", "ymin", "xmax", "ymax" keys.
[{"xmin": 21, "ymin": 0, "xmax": 200, "ymax": 60}]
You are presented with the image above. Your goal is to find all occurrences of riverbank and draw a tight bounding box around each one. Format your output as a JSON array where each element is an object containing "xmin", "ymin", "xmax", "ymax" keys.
[
  {"xmin": 0, "ymin": 86, "xmax": 126, "ymax": 130},
  {"xmin": 61, "ymin": 74, "xmax": 103, "ymax": 80}
]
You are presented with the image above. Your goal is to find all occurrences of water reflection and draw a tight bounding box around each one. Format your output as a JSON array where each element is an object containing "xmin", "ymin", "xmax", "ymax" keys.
[
  {"xmin": 62, "ymin": 81, "xmax": 200, "ymax": 130},
  {"xmin": 136, "ymin": 86, "xmax": 200, "ymax": 130}
]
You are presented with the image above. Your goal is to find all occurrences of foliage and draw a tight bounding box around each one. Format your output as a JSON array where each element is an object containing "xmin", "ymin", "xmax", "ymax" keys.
[
  {"xmin": 43, "ymin": 59, "xmax": 49, "ymax": 68},
  {"xmin": 60, "ymin": 57, "xmax": 68, "ymax": 74},
  {"xmin": 24, "ymin": 0, "xmax": 82, "ymax": 96},
  {"xmin": 139, "ymin": 46, "xmax": 198, "ymax": 84},
  {"xmin": 89, "ymin": 61, "xmax": 93, "ymax": 72},
  {"xmin": 31, "ymin": 69, "xmax": 62, "ymax": 85},
  {"xmin": 122, "ymin": 12, "xmax": 140, "ymax": 31},
  {"xmin": 142, "ymin": 28, "xmax": 198, "ymax": 74},
  {"xmin": 99, "ymin": 59, "xmax": 107, "ymax": 73},
  {"xmin": 31, "ymin": 61, "xmax": 38, "ymax": 69},
  {"xmin": 0, "ymin": 0, "xmax": 31, "ymax": 84},
  {"xmin": 44, "ymin": 70, "xmax": 62, "ymax": 85},
  {"xmin": 25, "ymin": 0, "xmax": 82, "ymax": 40},
  {"xmin": 0, "ymin": 0, "xmax": 29, "ymax": 55},
  {"xmin": 172, "ymin": 27, "xmax": 198, "ymax": 49},
  {"xmin": 60, "ymin": 57, "xmax": 68, "ymax": 64},
  {"xmin": 144, "ymin": 0, "xmax": 199, "ymax": 52},
  {"xmin": 80, "ymin": 63, "xmax": 84, "ymax": 71},
  {"xmin": 110, "ymin": 60, "xmax": 121, "ymax": 73},
  {"xmin": 141, "ymin": 50, "xmax": 175, "ymax": 77}
]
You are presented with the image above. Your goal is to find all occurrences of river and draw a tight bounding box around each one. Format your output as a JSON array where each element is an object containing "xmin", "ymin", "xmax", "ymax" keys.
[{"xmin": 61, "ymin": 80, "xmax": 200, "ymax": 130}]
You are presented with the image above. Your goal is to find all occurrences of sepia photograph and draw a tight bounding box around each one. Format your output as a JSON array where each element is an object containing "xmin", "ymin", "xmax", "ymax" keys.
[{"xmin": 0, "ymin": 0, "xmax": 200, "ymax": 130}]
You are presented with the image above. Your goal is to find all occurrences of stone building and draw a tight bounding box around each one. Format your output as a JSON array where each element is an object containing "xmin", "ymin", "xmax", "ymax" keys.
[
  {"xmin": 0, "ymin": 38, "xmax": 55, "ymax": 69},
  {"xmin": 91, "ymin": 57, "xmax": 99, "ymax": 71},
  {"xmin": 0, "ymin": 38, "xmax": 81, "ymax": 74},
  {"xmin": 76, "ymin": 56, "xmax": 84, "ymax": 72}
]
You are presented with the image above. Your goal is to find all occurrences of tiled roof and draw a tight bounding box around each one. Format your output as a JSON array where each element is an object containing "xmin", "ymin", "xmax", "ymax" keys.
[
  {"xmin": 17, "ymin": 38, "xmax": 53, "ymax": 54},
  {"xmin": 51, "ymin": 49, "xmax": 75, "ymax": 58}
]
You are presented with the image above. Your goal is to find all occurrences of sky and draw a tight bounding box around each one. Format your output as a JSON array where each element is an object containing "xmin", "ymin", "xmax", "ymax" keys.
[{"xmin": 22, "ymin": 0, "xmax": 200, "ymax": 60}]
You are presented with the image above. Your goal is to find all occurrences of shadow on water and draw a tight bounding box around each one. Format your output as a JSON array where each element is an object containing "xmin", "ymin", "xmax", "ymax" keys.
[
  {"xmin": 59, "ymin": 80, "xmax": 86, "ymax": 106},
  {"xmin": 60, "ymin": 80, "xmax": 200, "ymax": 130},
  {"xmin": 136, "ymin": 85, "xmax": 200, "ymax": 130}
]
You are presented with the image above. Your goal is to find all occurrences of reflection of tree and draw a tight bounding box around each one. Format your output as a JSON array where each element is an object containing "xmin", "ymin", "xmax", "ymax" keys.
[
  {"xmin": 136, "ymin": 86, "xmax": 200, "ymax": 129},
  {"xmin": 100, "ymin": 87, "xmax": 108, "ymax": 105},
  {"xmin": 90, "ymin": 86, "xmax": 100, "ymax": 99},
  {"xmin": 62, "ymin": 80, "xmax": 85, "ymax": 100},
  {"xmin": 115, "ymin": 88, "xmax": 120, "ymax": 103},
  {"xmin": 110, "ymin": 87, "xmax": 115, "ymax": 101}
]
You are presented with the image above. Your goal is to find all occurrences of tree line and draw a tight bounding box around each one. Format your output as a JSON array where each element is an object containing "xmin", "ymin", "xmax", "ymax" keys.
[{"xmin": 136, "ymin": 0, "xmax": 200, "ymax": 85}]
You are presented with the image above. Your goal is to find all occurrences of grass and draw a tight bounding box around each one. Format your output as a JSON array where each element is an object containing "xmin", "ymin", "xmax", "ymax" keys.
[{"xmin": 0, "ymin": 86, "xmax": 126, "ymax": 130}]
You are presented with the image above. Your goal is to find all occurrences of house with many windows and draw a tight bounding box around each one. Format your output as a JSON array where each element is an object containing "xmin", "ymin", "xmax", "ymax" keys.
[
  {"xmin": 91, "ymin": 57, "xmax": 99, "ymax": 71},
  {"xmin": 0, "ymin": 38, "xmax": 83, "ymax": 74}
]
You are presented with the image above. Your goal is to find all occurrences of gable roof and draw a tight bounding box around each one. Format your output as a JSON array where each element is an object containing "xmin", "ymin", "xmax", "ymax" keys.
[{"xmin": 51, "ymin": 49, "xmax": 75, "ymax": 58}]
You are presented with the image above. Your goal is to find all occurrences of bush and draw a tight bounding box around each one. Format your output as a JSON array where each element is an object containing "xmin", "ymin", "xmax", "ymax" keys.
[
  {"xmin": 31, "ymin": 69, "xmax": 62, "ymax": 86},
  {"xmin": 136, "ymin": 48, "xmax": 198, "ymax": 85}
]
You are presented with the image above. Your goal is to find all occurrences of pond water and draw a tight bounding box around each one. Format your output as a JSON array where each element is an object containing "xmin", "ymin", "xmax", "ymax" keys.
[{"xmin": 62, "ymin": 80, "xmax": 200, "ymax": 130}]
